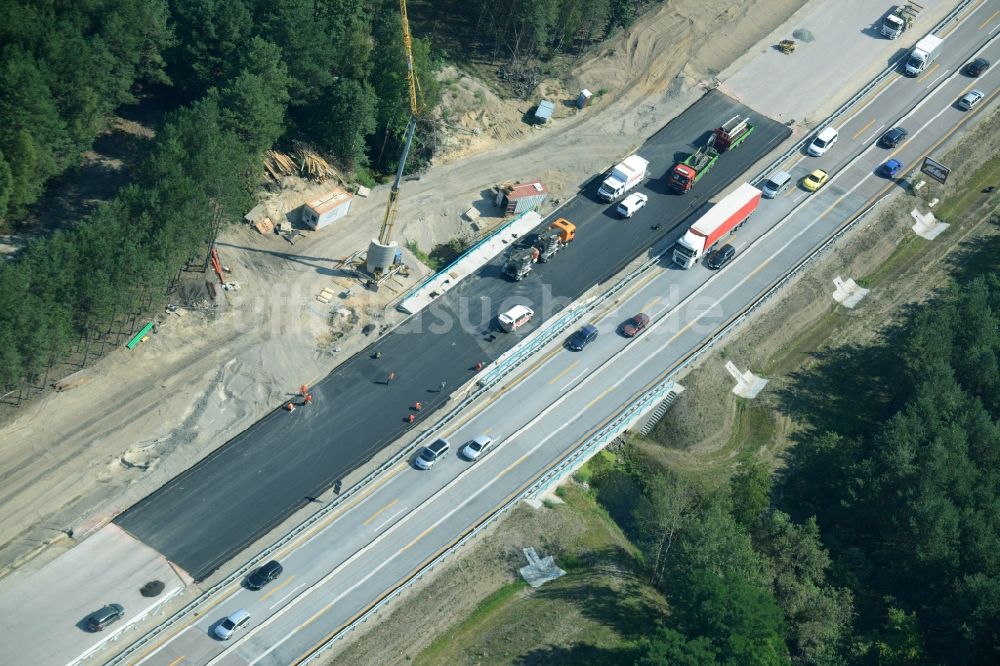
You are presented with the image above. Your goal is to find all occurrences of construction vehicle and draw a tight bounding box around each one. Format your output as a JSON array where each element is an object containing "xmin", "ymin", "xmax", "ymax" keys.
[
  {"xmin": 777, "ymin": 39, "xmax": 796, "ymax": 54},
  {"xmin": 713, "ymin": 116, "xmax": 754, "ymax": 152},
  {"xmin": 502, "ymin": 219, "xmax": 576, "ymax": 280},
  {"xmin": 881, "ymin": 3, "xmax": 921, "ymax": 39},
  {"xmin": 904, "ymin": 34, "xmax": 943, "ymax": 76},
  {"xmin": 667, "ymin": 138, "xmax": 720, "ymax": 194},
  {"xmin": 503, "ymin": 248, "xmax": 539, "ymax": 281},
  {"xmin": 597, "ymin": 155, "xmax": 649, "ymax": 202},
  {"xmin": 536, "ymin": 218, "xmax": 575, "ymax": 261},
  {"xmin": 672, "ymin": 183, "xmax": 762, "ymax": 268}
]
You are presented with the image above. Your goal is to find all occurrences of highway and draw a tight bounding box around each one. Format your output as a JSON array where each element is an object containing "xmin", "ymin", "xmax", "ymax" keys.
[
  {"xmin": 115, "ymin": 92, "xmax": 791, "ymax": 581},
  {"xmin": 131, "ymin": 3, "xmax": 1000, "ymax": 663}
]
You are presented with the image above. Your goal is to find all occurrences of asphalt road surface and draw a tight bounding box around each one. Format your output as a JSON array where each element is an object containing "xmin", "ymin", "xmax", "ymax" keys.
[
  {"xmin": 114, "ymin": 91, "xmax": 790, "ymax": 581},
  {"xmin": 137, "ymin": 24, "xmax": 1000, "ymax": 657}
]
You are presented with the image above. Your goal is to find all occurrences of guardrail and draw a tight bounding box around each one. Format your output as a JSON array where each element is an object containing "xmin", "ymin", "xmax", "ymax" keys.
[{"xmin": 110, "ymin": 2, "xmax": 981, "ymax": 663}]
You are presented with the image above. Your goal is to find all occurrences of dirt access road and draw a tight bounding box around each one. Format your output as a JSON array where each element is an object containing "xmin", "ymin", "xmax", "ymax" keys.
[{"xmin": 0, "ymin": 0, "xmax": 810, "ymax": 575}]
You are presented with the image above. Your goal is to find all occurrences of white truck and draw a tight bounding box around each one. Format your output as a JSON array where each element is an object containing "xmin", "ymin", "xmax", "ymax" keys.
[
  {"xmin": 597, "ymin": 155, "xmax": 648, "ymax": 202},
  {"xmin": 904, "ymin": 34, "xmax": 942, "ymax": 76},
  {"xmin": 881, "ymin": 3, "xmax": 921, "ymax": 39}
]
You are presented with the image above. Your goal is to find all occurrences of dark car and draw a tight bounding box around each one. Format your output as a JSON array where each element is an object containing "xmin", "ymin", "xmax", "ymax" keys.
[
  {"xmin": 621, "ymin": 313, "xmax": 650, "ymax": 338},
  {"xmin": 880, "ymin": 159, "xmax": 903, "ymax": 178},
  {"xmin": 86, "ymin": 603, "xmax": 125, "ymax": 632},
  {"xmin": 705, "ymin": 244, "xmax": 736, "ymax": 270},
  {"xmin": 568, "ymin": 324, "xmax": 598, "ymax": 351},
  {"xmin": 965, "ymin": 57, "xmax": 990, "ymax": 77},
  {"xmin": 246, "ymin": 560, "xmax": 283, "ymax": 590},
  {"xmin": 879, "ymin": 127, "xmax": 908, "ymax": 148}
]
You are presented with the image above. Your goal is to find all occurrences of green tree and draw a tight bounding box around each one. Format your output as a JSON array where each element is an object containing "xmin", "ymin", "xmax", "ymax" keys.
[
  {"xmin": 219, "ymin": 38, "xmax": 291, "ymax": 153},
  {"xmin": 167, "ymin": 0, "xmax": 252, "ymax": 100},
  {"xmin": 755, "ymin": 511, "xmax": 853, "ymax": 665},
  {"xmin": 0, "ymin": 150, "xmax": 12, "ymax": 223},
  {"xmin": 634, "ymin": 627, "xmax": 719, "ymax": 666},
  {"xmin": 672, "ymin": 569, "xmax": 790, "ymax": 666},
  {"xmin": 730, "ymin": 460, "xmax": 773, "ymax": 529}
]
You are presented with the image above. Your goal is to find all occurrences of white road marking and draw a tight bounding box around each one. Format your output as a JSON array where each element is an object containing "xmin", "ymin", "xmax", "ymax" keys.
[
  {"xmin": 269, "ymin": 584, "xmax": 306, "ymax": 610},
  {"xmin": 862, "ymin": 123, "xmax": 886, "ymax": 144},
  {"xmin": 373, "ymin": 507, "xmax": 407, "ymax": 533},
  {"xmin": 560, "ymin": 368, "xmax": 590, "ymax": 391}
]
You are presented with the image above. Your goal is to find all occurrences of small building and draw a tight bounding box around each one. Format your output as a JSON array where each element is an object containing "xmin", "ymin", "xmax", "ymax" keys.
[
  {"xmin": 301, "ymin": 187, "xmax": 353, "ymax": 230},
  {"xmin": 534, "ymin": 100, "xmax": 555, "ymax": 124},
  {"xmin": 495, "ymin": 180, "xmax": 548, "ymax": 216},
  {"xmin": 576, "ymin": 89, "xmax": 592, "ymax": 109}
]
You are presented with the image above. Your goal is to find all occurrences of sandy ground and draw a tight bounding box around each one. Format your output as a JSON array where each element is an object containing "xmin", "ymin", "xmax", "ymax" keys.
[
  {"xmin": 317, "ymin": 55, "xmax": 1000, "ymax": 666},
  {"xmin": 0, "ymin": 0, "xmax": 811, "ymax": 577}
]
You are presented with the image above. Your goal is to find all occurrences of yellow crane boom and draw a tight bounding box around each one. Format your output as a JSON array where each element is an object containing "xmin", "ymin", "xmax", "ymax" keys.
[{"xmin": 377, "ymin": 0, "xmax": 422, "ymax": 247}]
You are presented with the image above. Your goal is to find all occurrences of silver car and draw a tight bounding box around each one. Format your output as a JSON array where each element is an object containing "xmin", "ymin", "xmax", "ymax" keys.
[
  {"xmin": 958, "ymin": 89, "xmax": 984, "ymax": 111},
  {"xmin": 414, "ymin": 438, "xmax": 450, "ymax": 469},
  {"xmin": 460, "ymin": 435, "xmax": 493, "ymax": 461},
  {"xmin": 214, "ymin": 609, "xmax": 251, "ymax": 640}
]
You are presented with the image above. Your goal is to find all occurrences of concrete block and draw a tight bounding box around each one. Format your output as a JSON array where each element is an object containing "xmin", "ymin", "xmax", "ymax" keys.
[
  {"xmin": 911, "ymin": 208, "xmax": 949, "ymax": 240},
  {"xmin": 832, "ymin": 276, "xmax": 869, "ymax": 308},
  {"xmin": 725, "ymin": 361, "xmax": 768, "ymax": 399}
]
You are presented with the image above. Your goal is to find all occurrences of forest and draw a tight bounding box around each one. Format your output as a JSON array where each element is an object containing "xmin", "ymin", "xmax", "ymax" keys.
[
  {"xmin": 584, "ymin": 274, "xmax": 1000, "ymax": 664},
  {"xmin": 0, "ymin": 0, "xmax": 656, "ymax": 393}
]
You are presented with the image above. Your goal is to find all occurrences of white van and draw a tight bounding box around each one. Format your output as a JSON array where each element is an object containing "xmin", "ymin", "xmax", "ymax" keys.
[
  {"xmin": 498, "ymin": 305, "xmax": 534, "ymax": 332},
  {"xmin": 807, "ymin": 127, "xmax": 839, "ymax": 156},
  {"xmin": 616, "ymin": 192, "xmax": 648, "ymax": 218},
  {"xmin": 761, "ymin": 170, "xmax": 792, "ymax": 198}
]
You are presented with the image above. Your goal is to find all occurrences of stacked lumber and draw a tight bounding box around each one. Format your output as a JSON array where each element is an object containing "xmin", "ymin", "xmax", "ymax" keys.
[
  {"xmin": 316, "ymin": 287, "xmax": 336, "ymax": 303},
  {"xmin": 264, "ymin": 150, "xmax": 296, "ymax": 182},
  {"xmin": 295, "ymin": 143, "xmax": 339, "ymax": 181},
  {"xmin": 254, "ymin": 216, "xmax": 275, "ymax": 235}
]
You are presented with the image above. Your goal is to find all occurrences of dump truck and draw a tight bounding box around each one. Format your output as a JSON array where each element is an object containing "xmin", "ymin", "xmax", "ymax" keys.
[
  {"xmin": 668, "ymin": 139, "xmax": 720, "ymax": 193},
  {"xmin": 597, "ymin": 155, "xmax": 649, "ymax": 202},
  {"xmin": 904, "ymin": 34, "xmax": 942, "ymax": 76},
  {"xmin": 881, "ymin": 3, "xmax": 921, "ymax": 39},
  {"xmin": 672, "ymin": 183, "xmax": 762, "ymax": 268},
  {"xmin": 713, "ymin": 116, "xmax": 754, "ymax": 152}
]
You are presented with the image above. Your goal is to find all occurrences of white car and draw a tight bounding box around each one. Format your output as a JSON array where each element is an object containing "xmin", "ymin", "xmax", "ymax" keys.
[
  {"xmin": 616, "ymin": 192, "xmax": 648, "ymax": 218},
  {"xmin": 460, "ymin": 435, "xmax": 493, "ymax": 461},
  {"xmin": 214, "ymin": 609, "xmax": 250, "ymax": 640},
  {"xmin": 807, "ymin": 127, "xmax": 839, "ymax": 156}
]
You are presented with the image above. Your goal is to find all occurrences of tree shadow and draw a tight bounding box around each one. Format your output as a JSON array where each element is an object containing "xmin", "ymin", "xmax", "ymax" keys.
[
  {"xmin": 517, "ymin": 642, "xmax": 638, "ymax": 665},
  {"xmin": 533, "ymin": 555, "xmax": 664, "ymax": 640},
  {"xmin": 943, "ymin": 215, "xmax": 1000, "ymax": 284}
]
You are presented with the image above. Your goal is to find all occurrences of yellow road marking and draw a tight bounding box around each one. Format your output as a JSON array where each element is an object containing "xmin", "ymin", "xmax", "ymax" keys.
[
  {"xmin": 851, "ymin": 118, "xmax": 876, "ymax": 141},
  {"xmin": 167, "ymin": 657, "xmax": 185, "ymax": 666},
  {"xmin": 548, "ymin": 360, "xmax": 580, "ymax": 385},
  {"xmin": 641, "ymin": 297, "xmax": 660, "ymax": 312},
  {"xmin": 363, "ymin": 499, "xmax": 399, "ymax": 526},
  {"xmin": 499, "ymin": 451, "xmax": 533, "ymax": 477},
  {"xmin": 585, "ymin": 385, "xmax": 616, "ymax": 411},
  {"xmin": 259, "ymin": 575, "xmax": 295, "ymax": 602},
  {"xmin": 401, "ymin": 525, "xmax": 434, "ymax": 552},
  {"xmin": 979, "ymin": 7, "xmax": 1000, "ymax": 29}
]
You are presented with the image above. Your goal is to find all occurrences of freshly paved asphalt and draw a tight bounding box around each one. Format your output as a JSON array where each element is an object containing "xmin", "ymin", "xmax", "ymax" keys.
[{"xmin": 115, "ymin": 90, "xmax": 790, "ymax": 580}]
